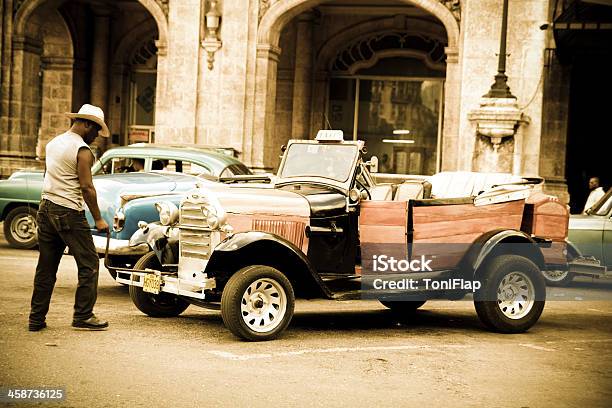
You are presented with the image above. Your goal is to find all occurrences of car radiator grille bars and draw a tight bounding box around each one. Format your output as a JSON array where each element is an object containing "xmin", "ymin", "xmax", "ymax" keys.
[{"xmin": 179, "ymin": 202, "xmax": 212, "ymax": 261}]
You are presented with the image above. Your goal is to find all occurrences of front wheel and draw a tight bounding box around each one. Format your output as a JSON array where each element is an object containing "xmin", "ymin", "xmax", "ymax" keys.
[
  {"xmin": 221, "ymin": 265, "xmax": 295, "ymax": 341},
  {"xmin": 474, "ymin": 255, "xmax": 546, "ymax": 333},
  {"xmin": 129, "ymin": 252, "xmax": 189, "ymax": 317},
  {"xmin": 4, "ymin": 206, "xmax": 38, "ymax": 249}
]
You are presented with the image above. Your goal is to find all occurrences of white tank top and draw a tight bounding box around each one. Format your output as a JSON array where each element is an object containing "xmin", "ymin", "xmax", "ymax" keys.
[{"xmin": 41, "ymin": 131, "xmax": 92, "ymax": 211}]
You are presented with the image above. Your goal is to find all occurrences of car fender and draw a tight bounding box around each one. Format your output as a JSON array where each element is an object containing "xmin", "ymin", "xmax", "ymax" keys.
[
  {"xmin": 207, "ymin": 231, "xmax": 332, "ymax": 298},
  {"xmin": 462, "ymin": 229, "xmax": 546, "ymax": 276}
]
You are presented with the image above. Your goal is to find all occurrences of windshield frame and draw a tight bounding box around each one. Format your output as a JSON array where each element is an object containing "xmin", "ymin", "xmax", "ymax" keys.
[{"xmin": 275, "ymin": 140, "xmax": 361, "ymax": 194}]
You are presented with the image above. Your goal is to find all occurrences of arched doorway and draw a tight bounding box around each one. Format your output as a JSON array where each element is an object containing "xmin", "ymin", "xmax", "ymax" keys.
[
  {"xmin": 126, "ymin": 38, "xmax": 158, "ymax": 144},
  {"xmin": 322, "ymin": 26, "xmax": 447, "ymax": 175},
  {"xmin": 1, "ymin": 0, "xmax": 167, "ymax": 174},
  {"xmin": 251, "ymin": 0, "xmax": 461, "ymax": 172}
]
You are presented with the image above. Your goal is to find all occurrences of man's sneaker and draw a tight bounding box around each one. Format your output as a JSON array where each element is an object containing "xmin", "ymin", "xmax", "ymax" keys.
[
  {"xmin": 72, "ymin": 315, "xmax": 109, "ymax": 330},
  {"xmin": 28, "ymin": 321, "xmax": 47, "ymax": 332}
]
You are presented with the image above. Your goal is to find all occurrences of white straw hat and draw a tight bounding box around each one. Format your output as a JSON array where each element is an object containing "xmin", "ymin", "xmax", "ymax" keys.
[{"xmin": 65, "ymin": 104, "xmax": 110, "ymax": 137}]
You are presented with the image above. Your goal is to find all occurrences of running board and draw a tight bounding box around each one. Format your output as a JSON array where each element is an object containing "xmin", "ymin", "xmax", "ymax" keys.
[{"xmin": 569, "ymin": 257, "xmax": 607, "ymax": 276}]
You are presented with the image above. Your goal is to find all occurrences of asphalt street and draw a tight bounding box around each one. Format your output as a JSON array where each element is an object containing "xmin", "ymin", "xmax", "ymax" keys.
[{"xmin": 1, "ymin": 239, "xmax": 611, "ymax": 407}]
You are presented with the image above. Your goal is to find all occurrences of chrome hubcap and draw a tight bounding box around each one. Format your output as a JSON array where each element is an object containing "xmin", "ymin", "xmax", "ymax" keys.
[
  {"xmin": 11, "ymin": 214, "xmax": 37, "ymax": 243},
  {"xmin": 240, "ymin": 278, "xmax": 286, "ymax": 333},
  {"xmin": 542, "ymin": 269, "xmax": 569, "ymax": 282},
  {"xmin": 497, "ymin": 271, "xmax": 535, "ymax": 320}
]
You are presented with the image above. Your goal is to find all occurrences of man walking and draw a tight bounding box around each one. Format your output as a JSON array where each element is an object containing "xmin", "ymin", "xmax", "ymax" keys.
[
  {"xmin": 29, "ymin": 104, "xmax": 111, "ymax": 331},
  {"xmin": 583, "ymin": 176, "xmax": 605, "ymax": 214}
]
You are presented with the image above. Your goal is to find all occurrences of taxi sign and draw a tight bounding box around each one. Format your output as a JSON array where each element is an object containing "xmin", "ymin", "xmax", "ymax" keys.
[{"xmin": 315, "ymin": 130, "xmax": 344, "ymax": 142}]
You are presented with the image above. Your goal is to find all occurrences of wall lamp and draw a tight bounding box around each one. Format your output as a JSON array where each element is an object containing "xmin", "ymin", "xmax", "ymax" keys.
[{"xmin": 202, "ymin": 0, "xmax": 222, "ymax": 70}]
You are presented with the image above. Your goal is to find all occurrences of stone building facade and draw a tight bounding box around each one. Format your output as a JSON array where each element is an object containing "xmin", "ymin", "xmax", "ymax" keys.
[{"xmin": 1, "ymin": 0, "xmax": 609, "ymax": 209}]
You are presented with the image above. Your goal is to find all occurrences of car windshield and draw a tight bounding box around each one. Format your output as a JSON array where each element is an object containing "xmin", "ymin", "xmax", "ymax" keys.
[
  {"xmin": 220, "ymin": 164, "xmax": 253, "ymax": 178},
  {"xmin": 279, "ymin": 143, "xmax": 358, "ymax": 183}
]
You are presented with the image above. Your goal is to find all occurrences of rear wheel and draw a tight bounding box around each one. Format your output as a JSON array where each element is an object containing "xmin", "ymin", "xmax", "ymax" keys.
[
  {"xmin": 129, "ymin": 252, "xmax": 189, "ymax": 317},
  {"xmin": 474, "ymin": 255, "xmax": 545, "ymax": 333},
  {"xmin": 4, "ymin": 206, "xmax": 38, "ymax": 249},
  {"xmin": 221, "ymin": 265, "xmax": 295, "ymax": 341},
  {"xmin": 542, "ymin": 269, "xmax": 574, "ymax": 287},
  {"xmin": 380, "ymin": 300, "xmax": 426, "ymax": 313}
]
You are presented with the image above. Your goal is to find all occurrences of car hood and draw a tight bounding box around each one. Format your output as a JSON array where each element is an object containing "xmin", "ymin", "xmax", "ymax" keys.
[
  {"xmin": 198, "ymin": 184, "xmax": 312, "ymax": 217},
  {"xmin": 89, "ymin": 172, "xmax": 205, "ymax": 238},
  {"xmin": 569, "ymin": 213, "xmax": 605, "ymax": 230}
]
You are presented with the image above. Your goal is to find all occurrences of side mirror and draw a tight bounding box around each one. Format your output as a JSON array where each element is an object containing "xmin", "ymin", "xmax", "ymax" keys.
[{"xmin": 365, "ymin": 155, "xmax": 379, "ymax": 173}]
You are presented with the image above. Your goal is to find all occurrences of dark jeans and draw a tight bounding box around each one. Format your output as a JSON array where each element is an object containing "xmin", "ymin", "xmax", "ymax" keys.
[{"xmin": 29, "ymin": 199, "xmax": 99, "ymax": 324}]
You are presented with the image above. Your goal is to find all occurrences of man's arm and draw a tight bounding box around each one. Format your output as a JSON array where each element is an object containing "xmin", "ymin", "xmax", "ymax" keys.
[{"xmin": 77, "ymin": 147, "xmax": 109, "ymax": 232}]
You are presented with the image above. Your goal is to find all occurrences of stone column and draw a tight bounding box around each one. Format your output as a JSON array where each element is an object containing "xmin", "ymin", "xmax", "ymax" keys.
[
  {"xmin": 154, "ymin": 0, "xmax": 200, "ymax": 146},
  {"xmin": 7, "ymin": 35, "xmax": 43, "ymax": 155},
  {"xmin": 108, "ymin": 63, "xmax": 127, "ymax": 146},
  {"xmin": 90, "ymin": 11, "xmax": 110, "ymax": 153},
  {"xmin": 153, "ymin": 39, "xmax": 168, "ymax": 144},
  {"xmin": 538, "ymin": 51, "xmax": 570, "ymax": 204},
  {"xmin": 38, "ymin": 57, "xmax": 73, "ymax": 157},
  {"xmin": 290, "ymin": 12, "xmax": 314, "ymax": 140},
  {"xmin": 440, "ymin": 47, "xmax": 461, "ymax": 171},
  {"xmin": 0, "ymin": 0, "xmax": 13, "ymax": 152},
  {"xmin": 251, "ymin": 44, "xmax": 281, "ymax": 171},
  {"xmin": 310, "ymin": 70, "xmax": 329, "ymax": 137}
]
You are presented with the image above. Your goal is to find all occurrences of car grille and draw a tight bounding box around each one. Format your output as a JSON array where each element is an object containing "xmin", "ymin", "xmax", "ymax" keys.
[
  {"xmin": 179, "ymin": 201, "xmax": 212, "ymax": 261},
  {"xmin": 180, "ymin": 203, "xmax": 208, "ymax": 229},
  {"xmin": 180, "ymin": 229, "xmax": 212, "ymax": 260}
]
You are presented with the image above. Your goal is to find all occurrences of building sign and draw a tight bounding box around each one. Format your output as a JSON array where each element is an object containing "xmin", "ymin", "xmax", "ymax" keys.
[{"xmin": 128, "ymin": 127, "xmax": 150, "ymax": 144}]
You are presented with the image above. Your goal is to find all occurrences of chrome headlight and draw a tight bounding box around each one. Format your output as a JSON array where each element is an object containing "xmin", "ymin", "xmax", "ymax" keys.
[
  {"xmin": 113, "ymin": 209, "xmax": 125, "ymax": 232},
  {"xmin": 155, "ymin": 201, "xmax": 179, "ymax": 226},
  {"xmin": 202, "ymin": 204, "xmax": 221, "ymax": 229}
]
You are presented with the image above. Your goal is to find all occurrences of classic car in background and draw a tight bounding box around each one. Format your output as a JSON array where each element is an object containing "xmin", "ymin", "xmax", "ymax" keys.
[
  {"xmin": 111, "ymin": 130, "xmax": 570, "ymax": 341},
  {"xmin": 0, "ymin": 144, "xmax": 251, "ymax": 249},
  {"xmin": 542, "ymin": 189, "xmax": 611, "ymax": 286}
]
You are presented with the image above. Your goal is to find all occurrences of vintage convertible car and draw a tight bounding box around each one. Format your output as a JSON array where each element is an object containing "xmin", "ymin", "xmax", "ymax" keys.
[
  {"xmin": 542, "ymin": 189, "xmax": 611, "ymax": 286},
  {"xmin": 110, "ymin": 130, "xmax": 570, "ymax": 341},
  {"xmin": 0, "ymin": 144, "xmax": 251, "ymax": 249}
]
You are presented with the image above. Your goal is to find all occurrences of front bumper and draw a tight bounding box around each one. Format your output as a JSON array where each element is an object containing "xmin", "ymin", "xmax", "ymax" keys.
[
  {"xmin": 115, "ymin": 269, "xmax": 216, "ymax": 300},
  {"xmin": 93, "ymin": 235, "xmax": 149, "ymax": 256}
]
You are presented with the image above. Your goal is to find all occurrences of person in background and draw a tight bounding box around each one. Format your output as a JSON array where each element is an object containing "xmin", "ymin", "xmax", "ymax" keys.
[
  {"xmin": 379, "ymin": 153, "xmax": 392, "ymax": 173},
  {"xmin": 130, "ymin": 158, "xmax": 145, "ymax": 172},
  {"xmin": 583, "ymin": 176, "xmax": 605, "ymax": 214},
  {"xmin": 28, "ymin": 104, "xmax": 110, "ymax": 332}
]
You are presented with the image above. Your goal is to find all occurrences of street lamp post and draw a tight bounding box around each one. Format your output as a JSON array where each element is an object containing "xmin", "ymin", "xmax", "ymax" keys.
[{"xmin": 485, "ymin": 0, "xmax": 516, "ymax": 98}]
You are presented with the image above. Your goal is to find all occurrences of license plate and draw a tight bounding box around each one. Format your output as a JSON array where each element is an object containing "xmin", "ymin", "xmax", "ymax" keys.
[{"xmin": 143, "ymin": 274, "xmax": 162, "ymax": 294}]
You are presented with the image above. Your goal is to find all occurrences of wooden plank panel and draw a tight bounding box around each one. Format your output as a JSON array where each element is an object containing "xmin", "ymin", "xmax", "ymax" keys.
[
  {"xmin": 536, "ymin": 201, "xmax": 568, "ymax": 216},
  {"xmin": 534, "ymin": 214, "xmax": 568, "ymax": 241},
  {"xmin": 360, "ymin": 200, "xmax": 408, "ymax": 226},
  {"xmin": 413, "ymin": 214, "xmax": 523, "ymax": 240},
  {"xmin": 412, "ymin": 200, "xmax": 523, "ymax": 242},
  {"xmin": 413, "ymin": 200, "xmax": 524, "ymax": 223},
  {"xmin": 360, "ymin": 225, "xmax": 406, "ymax": 244},
  {"xmin": 413, "ymin": 233, "xmax": 482, "ymax": 244}
]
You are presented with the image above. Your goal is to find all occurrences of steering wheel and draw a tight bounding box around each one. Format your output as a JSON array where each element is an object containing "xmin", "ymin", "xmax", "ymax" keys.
[{"xmin": 355, "ymin": 179, "xmax": 371, "ymax": 200}]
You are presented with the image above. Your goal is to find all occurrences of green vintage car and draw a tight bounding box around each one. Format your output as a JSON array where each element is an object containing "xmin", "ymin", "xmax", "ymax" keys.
[
  {"xmin": 543, "ymin": 189, "xmax": 612, "ymax": 286},
  {"xmin": 0, "ymin": 144, "xmax": 250, "ymax": 249}
]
